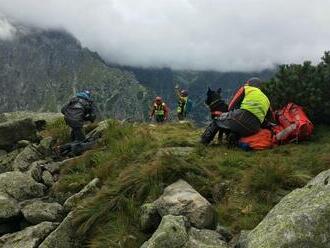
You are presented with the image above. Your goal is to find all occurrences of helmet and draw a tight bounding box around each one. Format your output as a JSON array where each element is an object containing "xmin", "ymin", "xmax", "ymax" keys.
[
  {"xmin": 155, "ymin": 96, "xmax": 162, "ymax": 102},
  {"xmin": 245, "ymin": 77, "xmax": 263, "ymax": 88},
  {"xmin": 180, "ymin": 90, "xmax": 188, "ymax": 97}
]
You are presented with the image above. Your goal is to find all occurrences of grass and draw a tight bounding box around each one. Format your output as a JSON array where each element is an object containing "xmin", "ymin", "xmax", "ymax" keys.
[{"xmin": 46, "ymin": 121, "xmax": 330, "ymax": 247}]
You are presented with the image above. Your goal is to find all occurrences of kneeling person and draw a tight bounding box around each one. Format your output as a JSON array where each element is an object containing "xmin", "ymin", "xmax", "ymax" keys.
[{"xmin": 149, "ymin": 96, "xmax": 169, "ymax": 123}]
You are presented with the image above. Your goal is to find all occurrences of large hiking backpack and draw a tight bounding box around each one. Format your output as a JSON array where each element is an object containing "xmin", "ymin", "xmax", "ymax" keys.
[
  {"xmin": 238, "ymin": 129, "xmax": 274, "ymax": 151},
  {"xmin": 273, "ymin": 103, "xmax": 314, "ymax": 144}
]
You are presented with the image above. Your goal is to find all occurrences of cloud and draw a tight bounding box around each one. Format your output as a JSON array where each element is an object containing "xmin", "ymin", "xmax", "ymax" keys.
[
  {"xmin": 0, "ymin": 0, "xmax": 329, "ymax": 71},
  {"xmin": 0, "ymin": 15, "xmax": 16, "ymax": 40}
]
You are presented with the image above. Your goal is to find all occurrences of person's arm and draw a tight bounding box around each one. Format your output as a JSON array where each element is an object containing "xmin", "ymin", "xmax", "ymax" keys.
[
  {"xmin": 228, "ymin": 86, "xmax": 245, "ymax": 111},
  {"xmin": 149, "ymin": 104, "xmax": 155, "ymax": 118}
]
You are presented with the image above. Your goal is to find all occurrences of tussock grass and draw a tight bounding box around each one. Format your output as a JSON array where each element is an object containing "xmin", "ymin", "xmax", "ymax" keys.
[{"xmin": 51, "ymin": 121, "xmax": 330, "ymax": 246}]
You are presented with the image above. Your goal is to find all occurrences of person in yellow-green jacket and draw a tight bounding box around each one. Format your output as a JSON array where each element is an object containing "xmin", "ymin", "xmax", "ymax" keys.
[
  {"xmin": 175, "ymin": 85, "xmax": 189, "ymax": 120},
  {"xmin": 201, "ymin": 77, "xmax": 272, "ymax": 145}
]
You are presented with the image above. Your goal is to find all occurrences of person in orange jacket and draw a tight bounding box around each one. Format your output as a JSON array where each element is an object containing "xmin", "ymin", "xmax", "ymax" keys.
[{"xmin": 149, "ymin": 96, "xmax": 169, "ymax": 123}]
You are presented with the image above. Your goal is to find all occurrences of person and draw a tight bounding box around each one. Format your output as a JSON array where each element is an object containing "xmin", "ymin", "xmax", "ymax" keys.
[
  {"xmin": 201, "ymin": 77, "xmax": 271, "ymax": 145},
  {"xmin": 61, "ymin": 90, "xmax": 97, "ymax": 142},
  {"xmin": 149, "ymin": 96, "xmax": 169, "ymax": 123},
  {"xmin": 175, "ymin": 85, "xmax": 189, "ymax": 120}
]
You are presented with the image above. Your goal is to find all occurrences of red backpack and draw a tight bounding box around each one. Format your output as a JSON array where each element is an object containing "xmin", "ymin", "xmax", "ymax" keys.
[{"xmin": 272, "ymin": 103, "xmax": 314, "ymax": 144}]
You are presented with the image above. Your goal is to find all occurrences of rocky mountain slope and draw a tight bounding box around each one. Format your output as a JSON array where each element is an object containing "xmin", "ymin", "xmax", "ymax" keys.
[{"xmin": 0, "ymin": 18, "xmax": 149, "ymax": 120}]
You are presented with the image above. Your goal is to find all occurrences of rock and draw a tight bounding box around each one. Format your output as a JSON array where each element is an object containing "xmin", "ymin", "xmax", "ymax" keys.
[
  {"xmin": 13, "ymin": 144, "xmax": 41, "ymax": 171},
  {"xmin": 0, "ymin": 149, "xmax": 20, "ymax": 174},
  {"xmin": 38, "ymin": 137, "xmax": 54, "ymax": 156},
  {"xmin": 17, "ymin": 140, "xmax": 31, "ymax": 148},
  {"xmin": 186, "ymin": 227, "xmax": 229, "ymax": 248},
  {"xmin": 0, "ymin": 118, "xmax": 38, "ymax": 150},
  {"xmin": 154, "ymin": 180, "xmax": 215, "ymax": 229},
  {"xmin": 216, "ymin": 225, "xmax": 233, "ymax": 242},
  {"xmin": 0, "ymin": 171, "xmax": 46, "ymax": 201},
  {"xmin": 237, "ymin": 169, "xmax": 330, "ymax": 248},
  {"xmin": 42, "ymin": 170, "xmax": 55, "ymax": 187},
  {"xmin": 156, "ymin": 147, "xmax": 194, "ymax": 157},
  {"xmin": 39, "ymin": 211, "xmax": 81, "ymax": 248},
  {"xmin": 141, "ymin": 215, "xmax": 189, "ymax": 248},
  {"xmin": 235, "ymin": 230, "xmax": 250, "ymax": 248},
  {"xmin": 0, "ymin": 112, "xmax": 63, "ymax": 126},
  {"xmin": 42, "ymin": 161, "xmax": 61, "ymax": 174},
  {"xmin": 29, "ymin": 161, "xmax": 45, "ymax": 183},
  {"xmin": 0, "ymin": 221, "xmax": 58, "ymax": 248},
  {"xmin": 0, "ymin": 193, "xmax": 20, "ymax": 219},
  {"xmin": 21, "ymin": 201, "xmax": 63, "ymax": 224},
  {"xmin": 140, "ymin": 203, "xmax": 161, "ymax": 232},
  {"xmin": 0, "ymin": 149, "xmax": 7, "ymax": 157},
  {"xmin": 63, "ymin": 178, "xmax": 100, "ymax": 212}
]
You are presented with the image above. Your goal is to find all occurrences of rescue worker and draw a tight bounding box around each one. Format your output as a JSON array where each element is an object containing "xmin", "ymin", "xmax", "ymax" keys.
[
  {"xmin": 201, "ymin": 77, "xmax": 271, "ymax": 145},
  {"xmin": 175, "ymin": 85, "xmax": 189, "ymax": 120},
  {"xmin": 61, "ymin": 90, "xmax": 97, "ymax": 142},
  {"xmin": 149, "ymin": 96, "xmax": 169, "ymax": 123}
]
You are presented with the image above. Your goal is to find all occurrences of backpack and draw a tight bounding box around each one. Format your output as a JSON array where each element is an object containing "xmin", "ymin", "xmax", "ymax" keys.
[
  {"xmin": 238, "ymin": 129, "xmax": 274, "ymax": 151},
  {"xmin": 273, "ymin": 103, "xmax": 314, "ymax": 144},
  {"xmin": 185, "ymin": 98, "xmax": 193, "ymax": 114}
]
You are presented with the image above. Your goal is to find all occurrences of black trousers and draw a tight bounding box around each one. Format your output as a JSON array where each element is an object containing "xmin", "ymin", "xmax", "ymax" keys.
[{"xmin": 71, "ymin": 127, "xmax": 85, "ymax": 142}]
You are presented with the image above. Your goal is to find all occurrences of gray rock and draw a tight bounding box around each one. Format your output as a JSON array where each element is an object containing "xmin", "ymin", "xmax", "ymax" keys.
[
  {"xmin": 29, "ymin": 161, "xmax": 45, "ymax": 183},
  {"xmin": 39, "ymin": 211, "xmax": 81, "ymax": 248},
  {"xmin": 0, "ymin": 193, "xmax": 20, "ymax": 219},
  {"xmin": 0, "ymin": 149, "xmax": 20, "ymax": 174},
  {"xmin": 141, "ymin": 215, "xmax": 189, "ymax": 248},
  {"xmin": 63, "ymin": 178, "xmax": 100, "ymax": 211},
  {"xmin": 237, "ymin": 169, "xmax": 330, "ymax": 248},
  {"xmin": 186, "ymin": 227, "xmax": 229, "ymax": 248},
  {"xmin": 0, "ymin": 171, "xmax": 46, "ymax": 201},
  {"xmin": 17, "ymin": 140, "xmax": 31, "ymax": 148},
  {"xmin": 154, "ymin": 180, "xmax": 215, "ymax": 229},
  {"xmin": 42, "ymin": 170, "xmax": 55, "ymax": 187},
  {"xmin": 0, "ymin": 221, "xmax": 58, "ymax": 248},
  {"xmin": 140, "ymin": 203, "xmax": 161, "ymax": 232},
  {"xmin": 38, "ymin": 137, "xmax": 54, "ymax": 156},
  {"xmin": 0, "ymin": 149, "xmax": 7, "ymax": 157},
  {"xmin": 156, "ymin": 147, "xmax": 194, "ymax": 157},
  {"xmin": 216, "ymin": 225, "xmax": 233, "ymax": 242},
  {"xmin": 22, "ymin": 201, "xmax": 63, "ymax": 224},
  {"xmin": 0, "ymin": 118, "xmax": 38, "ymax": 150},
  {"xmin": 42, "ymin": 161, "xmax": 61, "ymax": 174},
  {"xmin": 13, "ymin": 144, "xmax": 41, "ymax": 171}
]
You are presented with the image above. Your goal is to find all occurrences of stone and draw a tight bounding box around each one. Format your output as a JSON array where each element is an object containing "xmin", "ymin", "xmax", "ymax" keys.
[
  {"xmin": 0, "ymin": 149, "xmax": 20, "ymax": 174},
  {"xmin": 216, "ymin": 225, "xmax": 233, "ymax": 242},
  {"xmin": 154, "ymin": 180, "xmax": 215, "ymax": 229},
  {"xmin": 0, "ymin": 221, "xmax": 58, "ymax": 248},
  {"xmin": 21, "ymin": 201, "xmax": 63, "ymax": 224},
  {"xmin": 39, "ymin": 211, "xmax": 82, "ymax": 248},
  {"xmin": 236, "ymin": 169, "xmax": 330, "ymax": 248},
  {"xmin": 0, "ymin": 149, "xmax": 7, "ymax": 157},
  {"xmin": 38, "ymin": 137, "xmax": 54, "ymax": 156},
  {"xmin": 141, "ymin": 215, "xmax": 189, "ymax": 248},
  {"xmin": 0, "ymin": 118, "xmax": 38, "ymax": 150},
  {"xmin": 13, "ymin": 144, "xmax": 41, "ymax": 171},
  {"xmin": 0, "ymin": 171, "xmax": 46, "ymax": 201},
  {"xmin": 156, "ymin": 147, "xmax": 194, "ymax": 157},
  {"xmin": 186, "ymin": 227, "xmax": 229, "ymax": 248},
  {"xmin": 42, "ymin": 170, "xmax": 55, "ymax": 187},
  {"xmin": 140, "ymin": 203, "xmax": 161, "ymax": 232},
  {"xmin": 29, "ymin": 161, "xmax": 45, "ymax": 183},
  {"xmin": 63, "ymin": 178, "xmax": 100, "ymax": 211},
  {"xmin": 17, "ymin": 140, "xmax": 31, "ymax": 148},
  {"xmin": 0, "ymin": 193, "xmax": 20, "ymax": 219},
  {"xmin": 43, "ymin": 161, "xmax": 61, "ymax": 174}
]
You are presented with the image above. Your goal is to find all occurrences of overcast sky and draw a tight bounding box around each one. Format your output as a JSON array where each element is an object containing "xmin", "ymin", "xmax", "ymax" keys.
[{"xmin": 0, "ymin": 0, "xmax": 329, "ymax": 72}]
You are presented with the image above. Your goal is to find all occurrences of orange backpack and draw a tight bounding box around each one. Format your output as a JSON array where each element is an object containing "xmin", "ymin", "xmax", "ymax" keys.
[{"xmin": 238, "ymin": 129, "xmax": 274, "ymax": 150}]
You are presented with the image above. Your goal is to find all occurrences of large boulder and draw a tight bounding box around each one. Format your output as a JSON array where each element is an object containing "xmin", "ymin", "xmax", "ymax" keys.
[
  {"xmin": 154, "ymin": 180, "xmax": 215, "ymax": 229},
  {"xmin": 0, "ymin": 221, "xmax": 58, "ymax": 248},
  {"xmin": 21, "ymin": 201, "xmax": 64, "ymax": 224},
  {"xmin": 63, "ymin": 178, "xmax": 100, "ymax": 212},
  {"xmin": 140, "ymin": 203, "xmax": 161, "ymax": 232},
  {"xmin": 39, "ymin": 211, "xmax": 82, "ymax": 248},
  {"xmin": 0, "ymin": 171, "xmax": 46, "ymax": 201},
  {"xmin": 141, "ymin": 215, "xmax": 189, "ymax": 248},
  {"xmin": 0, "ymin": 118, "xmax": 38, "ymax": 150},
  {"xmin": 13, "ymin": 144, "xmax": 42, "ymax": 171},
  {"xmin": 0, "ymin": 149, "xmax": 20, "ymax": 173},
  {"xmin": 0, "ymin": 193, "xmax": 20, "ymax": 220},
  {"xmin": 236, "ymin": 169, "xmax": 330, "ymax": 248},
  {"xmin": 186, "ymin": 227, "xmax": 229, "ymax": 248}
]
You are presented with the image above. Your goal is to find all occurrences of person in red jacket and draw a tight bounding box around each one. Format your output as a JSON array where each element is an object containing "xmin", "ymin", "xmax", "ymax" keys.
[{"xmin": 149, "ymin": 96, "xmax": 169, "ymax": 123}]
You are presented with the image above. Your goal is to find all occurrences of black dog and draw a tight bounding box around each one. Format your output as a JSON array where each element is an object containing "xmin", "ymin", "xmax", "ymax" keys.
[{"xmin": 205, "ymin": 87, "xmax": 228, "ymax": 143}]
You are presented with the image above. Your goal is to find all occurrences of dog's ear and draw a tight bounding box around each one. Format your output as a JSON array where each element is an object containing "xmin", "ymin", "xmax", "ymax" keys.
[
  {"xmin": 207, "ymin": 87, "xmax": 212, "ymax": 94},
  {"xmin": 217, "ymin": 88, "xmax": 222, "ymax": 94}
]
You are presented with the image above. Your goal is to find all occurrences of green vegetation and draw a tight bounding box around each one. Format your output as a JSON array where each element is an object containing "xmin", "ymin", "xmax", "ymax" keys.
[
  {"xmin": 264, "ymin": 51, "xmax": 330, "ymax": 124},
  {"xmin": 48, "ymin": 121, "xmax": 330, "ymax": 247}
]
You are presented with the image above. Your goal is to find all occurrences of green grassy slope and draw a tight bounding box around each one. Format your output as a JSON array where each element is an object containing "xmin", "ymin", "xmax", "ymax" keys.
[{"xmin": 46, "ymin": 120, "xmax": 330, "ymax": 247}]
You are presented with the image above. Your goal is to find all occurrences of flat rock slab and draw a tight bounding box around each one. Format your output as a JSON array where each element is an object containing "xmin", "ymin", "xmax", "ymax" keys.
[
  {"xmin": 237, "ymin": 169, "xmax": 330, "ymax": 248},
  {"xmin": 22, "ymin": 201, "xmax": 64, "ymax": 224},
  {"xmin": 0, "ymin": 171, "xmax": 46, "ymax": 201},
  {"xmin": 154, "ymin": 179, "xmax": 215, "ymax": 229},
  {"xmin": 0, "ymin": 221, "xmax": 58, "ymax": 248}
]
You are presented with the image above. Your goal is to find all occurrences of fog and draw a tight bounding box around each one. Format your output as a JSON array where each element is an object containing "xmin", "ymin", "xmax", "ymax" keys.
[{"xmin": 0, "ymin": 0, "xmax": 329, "ymax": 71}]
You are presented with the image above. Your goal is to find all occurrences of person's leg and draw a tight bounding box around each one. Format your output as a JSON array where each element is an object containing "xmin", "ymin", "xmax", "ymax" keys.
[
  {"xmin": 156, "ymin": 115, "xmax": 164, "ymax": 123},
  {"xmin": 201, "ymin": 121, "xmax": 221, "ymax": 144},
  {"xmin": 72, "ymin": 127, "xmax": 85, "ymax": 142}
]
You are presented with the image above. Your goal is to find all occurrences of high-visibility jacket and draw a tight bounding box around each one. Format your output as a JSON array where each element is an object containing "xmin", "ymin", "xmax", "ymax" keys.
[
  {"xmin": 154, "ymin": 103, "xmax": 166, "ymax": 115},
  {"xmin": 229, "ymin": 86, "xmax": 270, "ymax": 123}
]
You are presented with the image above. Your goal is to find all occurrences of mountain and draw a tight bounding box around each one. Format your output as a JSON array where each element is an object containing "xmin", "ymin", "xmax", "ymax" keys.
[{"xmin": 0, "ymin": 18, "xmax": 149, "ymax": 120}]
